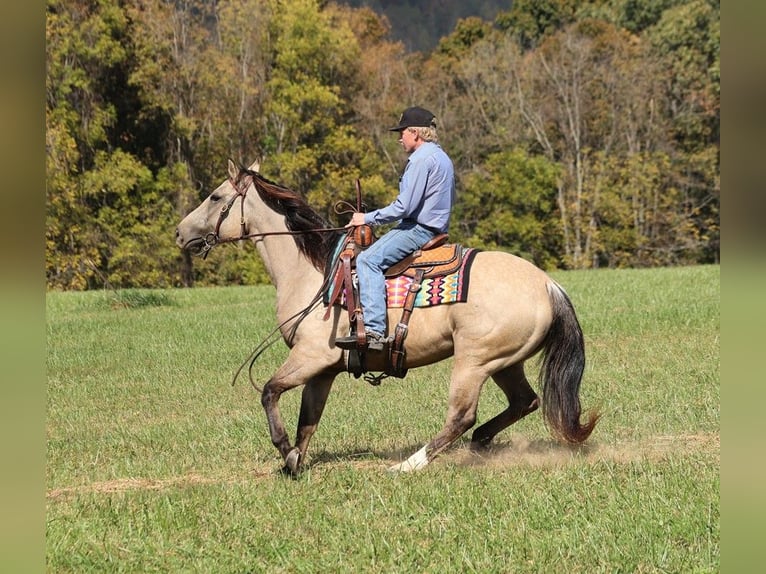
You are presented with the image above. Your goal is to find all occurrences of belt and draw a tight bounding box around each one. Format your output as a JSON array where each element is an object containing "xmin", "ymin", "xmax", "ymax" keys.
[
  {"xmin": 420, "ymin": 223, "xmax": 444, "ymax": 235},
  {"xmin": 405, "ymin": 220, "xmax": 442, "ymax": 235}
]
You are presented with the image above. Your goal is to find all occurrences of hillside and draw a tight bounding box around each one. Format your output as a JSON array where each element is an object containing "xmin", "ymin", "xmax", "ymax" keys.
[{"xmin": 337, "ymin": 0, "xmax": 511, "ymax": 52}]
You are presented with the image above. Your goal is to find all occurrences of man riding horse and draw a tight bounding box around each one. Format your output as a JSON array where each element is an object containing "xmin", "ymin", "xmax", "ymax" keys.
[
  {"xmin": 175, "ymin": 109, "xmax": 598, "ymax": 475},
  {"xmin": 335, "ymin": 106, "xmax": 456, "ymax": 352}
]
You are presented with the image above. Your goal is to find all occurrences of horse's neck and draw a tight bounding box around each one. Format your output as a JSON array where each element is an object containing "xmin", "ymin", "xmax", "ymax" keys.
[{"xmin": 247, "ymin": 192, "xmax": 323, "ymax": 319}]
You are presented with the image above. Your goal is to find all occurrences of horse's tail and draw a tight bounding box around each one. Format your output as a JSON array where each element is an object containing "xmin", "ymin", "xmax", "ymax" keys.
[{"xmin": 539, "ymin": 281, "xmax": 600, "ymax": 444}]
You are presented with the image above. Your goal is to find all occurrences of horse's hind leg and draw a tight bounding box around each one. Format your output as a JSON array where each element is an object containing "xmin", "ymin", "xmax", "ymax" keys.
[
  {"xmin": 470, "ymin": 363, "xmax": 539, "ymax": 450},
  {"xmin": 390, "ymin": 361, "xmax": 487, "ymax": 472}
]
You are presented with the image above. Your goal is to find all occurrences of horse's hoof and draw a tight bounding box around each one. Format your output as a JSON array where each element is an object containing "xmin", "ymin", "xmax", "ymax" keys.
[
  {"xmin": 388, "ymin": 459, "xmax": 428, "ymax": 473},
  {"xmin": 469, "ymin": 439, "xmax": 491, "ymax": 452},
  {"xmin": 388, "ymin": 445, "xmax": 429, "ymax": 473},
  {"xmin": 284, "ymin": 448, "xmax": 301, "ymax": 475}
]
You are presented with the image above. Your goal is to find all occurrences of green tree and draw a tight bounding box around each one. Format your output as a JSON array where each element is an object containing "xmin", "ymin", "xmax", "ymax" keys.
[
  {"xmin": 263, "ymin": 0, "xmax": 358, "ymax": 166},
  {"xmin": 496, "ymin": 0, "xmax": 579, "ymax": 50},
  {"xmin": 46, "ymin": 0, "xmax": 139, "ymax": 289},
  {"xmin": 87, "ymin": 150, "xmax": 181, "ymax": 287},
  {"xmin": 648, "ymin": 0, "xmax": 719, "ymax": 152},
  {"xmin": 262, "ymin": 0, "xmax": 393, "ymax": 223},
  {"xmin": 435, "ymin": 16, "xmax": 491, "ymax": 59},
  {"xmin": 647, "ymin": 0, "xmax": 719, "ymax": 262},
  {"xmin": 586, "ymin": 150, "xmax": 694, "ymax": 267},
  {"xmin": 456, "ymin": 149, "xmax": 563, "ymax": 269}
]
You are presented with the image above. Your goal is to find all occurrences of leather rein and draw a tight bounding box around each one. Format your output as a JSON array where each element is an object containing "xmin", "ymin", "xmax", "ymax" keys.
[{"xmin": 198, "ymin": 173, "xmax": 348, "ymax": 257}]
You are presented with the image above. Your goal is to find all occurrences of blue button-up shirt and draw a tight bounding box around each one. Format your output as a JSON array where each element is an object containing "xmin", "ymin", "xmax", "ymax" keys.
[{"xmin": 365, "ymin": 142, "xmax": 455, "ymax": 233}]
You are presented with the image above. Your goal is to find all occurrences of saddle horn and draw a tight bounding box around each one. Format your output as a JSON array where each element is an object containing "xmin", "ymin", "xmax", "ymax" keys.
[{"xmin": 353, "ymin": 178, "xmax": 375, "ymax": 248}]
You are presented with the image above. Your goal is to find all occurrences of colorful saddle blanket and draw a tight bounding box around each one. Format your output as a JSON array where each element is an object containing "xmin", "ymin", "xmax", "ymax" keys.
[{"xmin": 386, "ymin": 247, "xmax": 478, "ymax": 307}]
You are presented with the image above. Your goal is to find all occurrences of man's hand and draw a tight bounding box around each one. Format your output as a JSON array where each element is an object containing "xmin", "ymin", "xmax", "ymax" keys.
[{"xmin": 345, "ymin": 212, "xmax": 366, "ymax": 228}]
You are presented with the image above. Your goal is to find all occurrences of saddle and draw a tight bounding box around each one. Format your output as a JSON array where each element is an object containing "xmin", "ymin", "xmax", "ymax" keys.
[
  {"xmin": 383, "ymin": 234, "xmax": 463, "ymax": 279},
  {"xmin": 325, "ymin": 231, "xmax": 466, "ymax": 382}
]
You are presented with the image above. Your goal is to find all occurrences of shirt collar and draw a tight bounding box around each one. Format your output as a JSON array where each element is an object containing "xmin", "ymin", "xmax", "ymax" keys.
[{"xmin": 409, "ymin": 141, "xmax": 437, "ymax": 161}]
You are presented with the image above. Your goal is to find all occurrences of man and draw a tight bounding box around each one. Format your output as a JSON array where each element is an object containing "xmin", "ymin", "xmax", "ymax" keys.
[{"xmin": 336, "ymin": 106, "xmax": 456, "ymax": 351}]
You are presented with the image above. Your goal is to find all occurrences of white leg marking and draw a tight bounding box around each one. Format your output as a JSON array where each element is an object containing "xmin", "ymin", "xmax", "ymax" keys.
[{"xmin": 388, "ymin": 445, "xmax": 429, "ymax": 473}]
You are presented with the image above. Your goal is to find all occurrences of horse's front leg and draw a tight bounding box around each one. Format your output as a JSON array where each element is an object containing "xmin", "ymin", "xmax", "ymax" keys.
[
  {"xmin": 295, "ymin": 371, "xmax": 337, "ymax": 460},
  {"xmin": 261, "ymin": 377, "xmax": 298, "ymax": 471},
  {"xmin": 261, "ymin": 352, "xmax": 341, "ymax": 475},
  {"xmin": 260, "ymin": 358, "xmax": 314, "ymax": 473}
]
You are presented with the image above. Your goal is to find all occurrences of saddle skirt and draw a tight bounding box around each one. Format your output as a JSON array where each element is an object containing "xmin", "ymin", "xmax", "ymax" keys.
[
  {"xmin": 384, "ymin": 241, "xmax": 463, "ymax": 279},
  {"xmin": 324, "ymin": 237, "xmax": 479, "ymax": 311}
]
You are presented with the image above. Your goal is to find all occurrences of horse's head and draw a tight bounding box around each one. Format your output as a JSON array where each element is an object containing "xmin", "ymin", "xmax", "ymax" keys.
[
  {"xmin": 177, "ymin": 159, "xmax": 339, "ymax": 270},
  {"xmin": 175, "ymin": 159, "xmax": 260, "ymax": 256}
]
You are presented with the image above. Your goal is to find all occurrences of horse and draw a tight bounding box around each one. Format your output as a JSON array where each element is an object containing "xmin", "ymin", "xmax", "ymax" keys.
[{"xmin": 175, "ymin": 159, "xmax": 599, "ymax": 475}]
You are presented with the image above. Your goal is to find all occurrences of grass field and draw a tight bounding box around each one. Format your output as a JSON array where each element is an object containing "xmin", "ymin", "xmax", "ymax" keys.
[{"xmin": 46, "ymin": 265, "xmax": 719, "ymax": 572}]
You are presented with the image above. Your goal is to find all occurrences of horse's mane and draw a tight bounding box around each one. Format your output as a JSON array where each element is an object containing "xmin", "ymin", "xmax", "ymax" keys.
[{"xmin": 243, "ymin": 168, "xmax": 341, "ymax": 270}]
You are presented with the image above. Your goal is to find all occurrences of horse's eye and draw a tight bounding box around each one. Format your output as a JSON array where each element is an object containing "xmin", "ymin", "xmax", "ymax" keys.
[{"xmin": 210, "ymin": 194, "xmax": 221, "ymax": 203}]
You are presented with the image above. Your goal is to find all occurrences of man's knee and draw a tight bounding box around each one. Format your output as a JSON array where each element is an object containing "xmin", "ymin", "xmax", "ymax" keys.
[{"xmin": 357, "ymin": 251, "xmax": 382, "ymax": 274}]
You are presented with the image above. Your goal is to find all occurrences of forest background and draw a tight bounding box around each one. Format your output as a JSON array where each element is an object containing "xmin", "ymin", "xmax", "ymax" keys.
[{"xmin": 45, "ymin": 0, "xmax": 720, "ymax": 290}]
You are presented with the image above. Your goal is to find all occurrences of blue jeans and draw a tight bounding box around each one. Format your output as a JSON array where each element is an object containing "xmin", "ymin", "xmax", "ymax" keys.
[{"xmin": 356, "ymin": 222, "xmax": 436, "ymax": 335}]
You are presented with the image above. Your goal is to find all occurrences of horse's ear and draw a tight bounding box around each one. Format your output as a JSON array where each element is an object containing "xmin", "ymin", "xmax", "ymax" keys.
[
  {"xmin": 227, "ymin": 158, "xmax": 238, "ymax": 180},
  {"xmin": 248, "ymin": 158, "xmax": 261, "ymax": 173}
]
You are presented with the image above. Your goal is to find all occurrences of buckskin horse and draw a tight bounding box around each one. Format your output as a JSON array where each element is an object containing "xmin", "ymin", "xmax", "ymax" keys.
[{"xmin": 175, "ymin": 160, "xmax": 599, "ymax": 475}]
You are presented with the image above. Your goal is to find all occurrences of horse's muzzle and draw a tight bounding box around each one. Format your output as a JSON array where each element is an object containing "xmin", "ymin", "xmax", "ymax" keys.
[{"xmin": 176, "ymin": 228, "xmax": 206, "ymax": 254}]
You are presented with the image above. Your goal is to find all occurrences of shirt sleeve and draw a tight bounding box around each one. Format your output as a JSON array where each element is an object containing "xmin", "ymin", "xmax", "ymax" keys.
[{"xmin": 365, "ymin": 156, "xmax": 432, "ymax": 226}]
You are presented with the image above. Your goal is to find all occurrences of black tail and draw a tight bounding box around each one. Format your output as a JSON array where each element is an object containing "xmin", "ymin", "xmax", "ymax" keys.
[{"xmin": 539, "ymin": 281, "xmax": 600, "ymax": 443}]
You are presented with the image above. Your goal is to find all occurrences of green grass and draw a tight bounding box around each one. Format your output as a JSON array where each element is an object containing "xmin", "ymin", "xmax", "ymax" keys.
[{"xmin": 46, "ymin": 265, "xmax": 719, "ymax": 573}]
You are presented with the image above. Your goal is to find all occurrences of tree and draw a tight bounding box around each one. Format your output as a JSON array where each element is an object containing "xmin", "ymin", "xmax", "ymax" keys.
[
  {"xmin": 46, "ymin": 0, "xmax": 719, "ymax": 289},
  {"xmin": 648, "ymin": 0, "xmax": 719, "ymax": 153},
  {"xmin": 509, "ymin": 20, "xmax": 679, "ymax": 267},
  {"xmin": 496, "ymin": 0, "xmax": 579, "ymax": 50},
  {"xmin": 125, "ymin": 0, "xmax": 276, "ymax": 286},
  {"xmin": 46, "ymin": 0, "xmax": 138, "ymax": 289},
  {"xmin": 434, "ymin": 32, "xmax": 526, "ymax": 168},
  {"xmin": 457, "ymin": 149, "xmax": 563, "ymax": 269},
  {"xmin": 262, "ymin": 0, "xmax": 393, "ymax": 223},
  {"xmin": 647, "ymin": 0, "xmax": 720, "ymax": 262}
]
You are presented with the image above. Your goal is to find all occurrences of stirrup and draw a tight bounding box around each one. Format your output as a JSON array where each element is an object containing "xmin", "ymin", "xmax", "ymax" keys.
[{"xmin": 335, "ymin": 331, "xmax": 388, "ymax": 351}]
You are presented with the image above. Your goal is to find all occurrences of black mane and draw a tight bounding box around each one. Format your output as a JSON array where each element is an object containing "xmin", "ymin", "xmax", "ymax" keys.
[{"xmin": 242, "ymin": 168, "xmax": 341, "ymax": 270}]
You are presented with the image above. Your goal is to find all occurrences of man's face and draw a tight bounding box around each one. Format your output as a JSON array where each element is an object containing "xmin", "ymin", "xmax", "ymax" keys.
[{"xmin": 398, "ymin": 128, "xmax": 418, "ymax": 153}]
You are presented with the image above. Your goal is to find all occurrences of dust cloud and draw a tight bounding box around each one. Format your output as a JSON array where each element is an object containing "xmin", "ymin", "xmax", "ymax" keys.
[{"xmin": 449, "ymin": 432, "xmax": 719, "ymax": 469}]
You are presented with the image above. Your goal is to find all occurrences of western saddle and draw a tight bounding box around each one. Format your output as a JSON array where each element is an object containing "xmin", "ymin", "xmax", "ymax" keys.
[{"xmin": 326, "ymin": 227, "xmax": 468, "ymax": 382}]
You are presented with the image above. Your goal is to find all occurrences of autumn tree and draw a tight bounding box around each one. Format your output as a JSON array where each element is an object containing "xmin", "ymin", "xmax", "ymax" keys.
[
  {"xmin": 46, "ymin": 0, "xmax": 719, "ymax": 289},
  {"xmin": 646, "ymin": 0, "xmax": 719, "ymax": 262}
]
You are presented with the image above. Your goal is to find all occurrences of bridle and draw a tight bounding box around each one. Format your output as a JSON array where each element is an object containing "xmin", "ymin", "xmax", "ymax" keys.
[
  {"xmin": 196, "ymin": 172, "xmax": 348, "ymax": 258},
  {"xmin": 199, "ymin": 173, "xmax": 252, "ymax": 257}
]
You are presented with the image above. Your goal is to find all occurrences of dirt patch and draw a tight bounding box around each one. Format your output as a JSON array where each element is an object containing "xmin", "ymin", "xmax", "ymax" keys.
[
  {"xmin": 46, "ymin": 472, "xmax": 240, "ymax": 501},
  {"xmin": 47, "ymin": 432, "xmax": 719, "ymax": 500}
]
